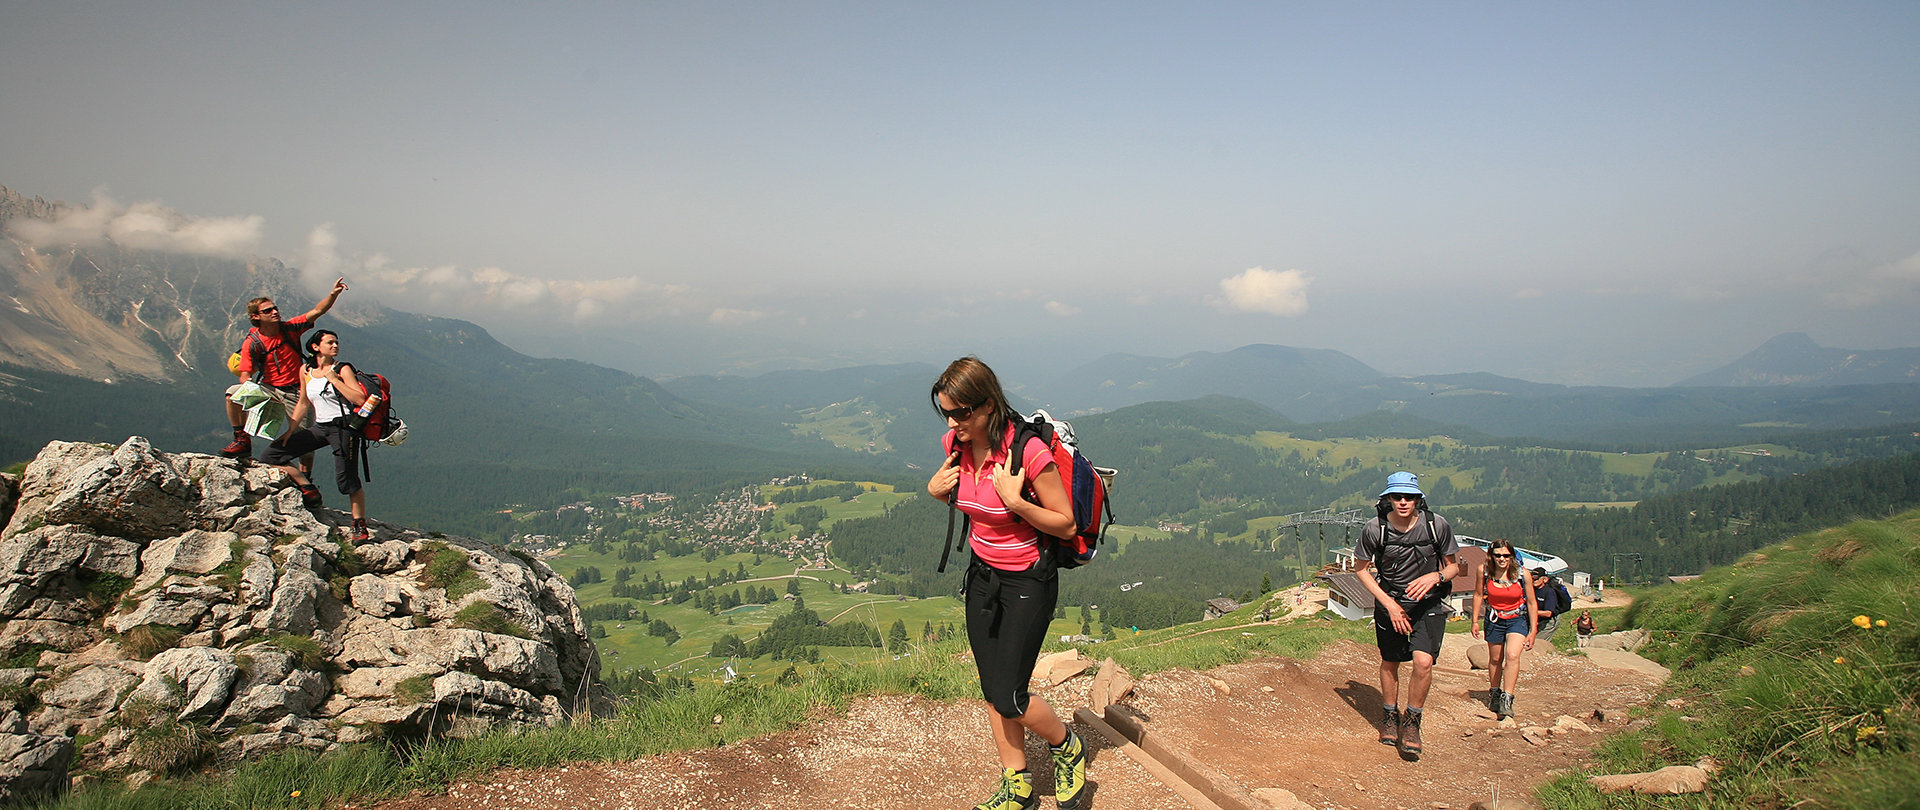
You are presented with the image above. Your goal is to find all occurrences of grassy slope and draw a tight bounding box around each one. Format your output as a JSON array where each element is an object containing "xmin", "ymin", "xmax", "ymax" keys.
[
  {"xmin": 39, "ymin": 511, "xmax": 1914, "ymax": 809},
  {"xmin": 1536, "ymin": 511, "xmax": 1920, "ymax": 808}
]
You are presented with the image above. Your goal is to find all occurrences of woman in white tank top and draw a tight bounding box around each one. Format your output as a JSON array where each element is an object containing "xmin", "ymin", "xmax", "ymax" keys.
[{"xmin": 263, "ymin": 329, "xmax": 375, "ymax": 543}]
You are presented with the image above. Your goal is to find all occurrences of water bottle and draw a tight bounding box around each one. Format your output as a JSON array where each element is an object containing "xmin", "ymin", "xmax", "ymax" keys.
[{"xmin": 344, "ymin": 393, "xmax": 381, "ymax": 431}]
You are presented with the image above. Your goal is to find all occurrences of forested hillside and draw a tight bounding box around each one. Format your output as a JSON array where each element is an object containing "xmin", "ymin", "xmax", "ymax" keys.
[{"xmin": 1453, "ymin": 451, "xmax": 1920, "ymax": 579}]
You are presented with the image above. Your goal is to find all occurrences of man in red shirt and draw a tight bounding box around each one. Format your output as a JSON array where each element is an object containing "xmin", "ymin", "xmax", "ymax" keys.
[{"xmin": 220, "ymin": 278, "xmax": 349, "ymax": 459}]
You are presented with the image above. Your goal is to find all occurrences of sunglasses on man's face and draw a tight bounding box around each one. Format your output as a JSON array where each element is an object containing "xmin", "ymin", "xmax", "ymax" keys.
[
  {"xmin": 1386, "ymin": 493, "xmax": 1419, "ymax": 502},
  {"xmin": 939, "ymin": 403, "xmax": 980, "ymax": 422},
  {"xmin": 256, "ymin": 306, "xmax": 279, "ymax": 315}
]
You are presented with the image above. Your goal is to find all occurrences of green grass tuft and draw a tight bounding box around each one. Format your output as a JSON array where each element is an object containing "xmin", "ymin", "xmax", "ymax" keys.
[{"xmin": 451, "ymin": 603, "xmax": 528, "ymax": 639}]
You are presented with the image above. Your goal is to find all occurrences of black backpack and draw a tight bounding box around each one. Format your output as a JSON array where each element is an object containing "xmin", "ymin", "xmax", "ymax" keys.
[{"xmin": 1538, "ymin": 577, "xmax": 1571, "ymax": 617}]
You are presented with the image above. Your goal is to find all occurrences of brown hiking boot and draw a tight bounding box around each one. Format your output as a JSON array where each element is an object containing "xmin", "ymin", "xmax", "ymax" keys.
[
  {"xmin": 1378, "ymin": 706, "xmax": 1401, "ymax": 746},
  {"xmin": 1398, "ymin": 708, "xmax": 1423, "ymax": 756}
]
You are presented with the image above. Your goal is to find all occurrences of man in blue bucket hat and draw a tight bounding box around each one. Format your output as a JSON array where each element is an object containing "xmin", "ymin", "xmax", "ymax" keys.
[{"xmin": 1353, "ymin": 471, "xmax": 1460, "ymax": 758}]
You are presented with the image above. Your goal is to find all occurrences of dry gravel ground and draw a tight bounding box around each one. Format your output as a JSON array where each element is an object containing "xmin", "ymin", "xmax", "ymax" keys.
[{"xmin": 364, "ymin": 637, "xmax": 1661, "ymax": 810}]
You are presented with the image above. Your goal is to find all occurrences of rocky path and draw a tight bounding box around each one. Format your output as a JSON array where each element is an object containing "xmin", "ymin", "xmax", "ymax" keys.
[{"xmin": 364, "ymin": 637, "xmax": 1664, "ymax": 810}]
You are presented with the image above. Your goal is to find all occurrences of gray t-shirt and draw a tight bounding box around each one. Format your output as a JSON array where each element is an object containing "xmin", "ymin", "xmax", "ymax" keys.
[{"xmin": 1355, "ymin": 512, "xmax": 1458, "ymax": 600}]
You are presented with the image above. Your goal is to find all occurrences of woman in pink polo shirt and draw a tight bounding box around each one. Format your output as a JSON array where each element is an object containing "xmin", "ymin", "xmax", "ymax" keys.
[{"xmin": 926, "ymin": 356, "xmax": 1088, "ymax": 810}]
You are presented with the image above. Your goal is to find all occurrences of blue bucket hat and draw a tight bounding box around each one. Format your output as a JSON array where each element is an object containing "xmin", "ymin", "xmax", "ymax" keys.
[{"xmin": 1380, "ymin": 471, "xmax": 1423, "ymax": 497}]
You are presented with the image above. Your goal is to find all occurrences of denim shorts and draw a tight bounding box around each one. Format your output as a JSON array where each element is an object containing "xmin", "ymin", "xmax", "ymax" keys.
[{"xmin": 1484, "ymin": 611, "xmax": 1532, "ymax": 645}]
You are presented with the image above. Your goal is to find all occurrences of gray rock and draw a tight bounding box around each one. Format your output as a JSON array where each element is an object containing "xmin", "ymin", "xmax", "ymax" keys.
[
  {"xmin": 0, "ymin": 621, "xmax": 98, "ymax": 658},
  {"xmin": 132, "ymin": 647, "xmax": 239, "ymax": 720},
  {"xmin": 1589, "ymin": 765, "xmax": 1710, "ymax": 795},
  {"xmin": 355, "ymin": 540, "xmax": 413, "ymax": 574},
  {"xmin": 0, "ymin": 439, "xmax": 606, "ymax": 772},
  {"xmin": 348, "ymin": 575, "xmax": 413, "ymax": 618},
  {"xmin": 0, "ymin": 731, "xmax": 74, "ymax": 804},
  {"xmin": 133, "ymin": 531, "xmax": 236, "ymax": 591},
  {"xmin": 333, "ymin": 665, "xmax": 439, "ymax": 700},
  {"xmin": 255, "ymin": 569, "xmax": 324, "ymax": 636},
  {"xmin": 394, "ymin": 628, "xmax": 562, "ymax": 692},
  {"xmin": 38, "ymin": 665, "xmax": 138, "ymax": 716},
  {"xmin": 238, "ymin": 551, "xmax": 276, "ymax": 608},
  {"xmin": 219, "ymin": 670, "xmax": 328, "ymax": 725},
  {"xmin": 40, "ymin": 439, "xmax": 193, "ymax": 540},
  {"xmin": 232, "ymin": 646, "xmax": 297, "ymax": 692},
  {"xmin": 1, "ymin": 526, "xmax": 110, "ymax": 586},
  {"xmin": 432, "ymin": 671, "xmax": 548, "ymax": 713},
  {"xmin": 13, "ymin": 597, "xmax": 92, "ymax": 624},
  {"xmin": 107, "ymin": 594, "xmax": 212, "ymax": 634}
]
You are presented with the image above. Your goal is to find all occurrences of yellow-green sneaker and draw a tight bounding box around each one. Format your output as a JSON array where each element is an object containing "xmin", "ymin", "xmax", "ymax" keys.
[
  {"xmin": 973, "ymin": 768, "xmax": 1035, "ymax": 810},
  {"xmin": 1051, "ymin": 730, "xmax": 1088, "ymax": 810}
]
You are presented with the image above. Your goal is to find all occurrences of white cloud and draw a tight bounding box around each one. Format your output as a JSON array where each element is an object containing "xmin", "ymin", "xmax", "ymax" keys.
[
  {"xmin": 6, "ymin": 189, "xmax": 262, "ymax": 258},
  {"xmin": 708, "ymin": 307, "xmax": 768, "ymax": 325},
  {"xmin": 1827, "ymin": 250, "xmax": 1920, "ymax": 308},
  {"xmin": 1512, "ymin": 287, "xmax": 1545, "ymax": 300},
  {"xmin": 1217, "ymin": 267, "xmax": 1312, "ymax": 316},
  {"xmin": 302, "ymin": 223, "xmax": 688, "ymax": 324},
  {"xmin": 1045, "ymin": 300, "xmax": 1081, "ymax": 316}
]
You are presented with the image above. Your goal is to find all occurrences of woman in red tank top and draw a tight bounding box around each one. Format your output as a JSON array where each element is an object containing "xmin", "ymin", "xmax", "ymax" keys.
[{"xmin": 1470, "ymin": 538, "xmax": 1537, "ymax": 719}]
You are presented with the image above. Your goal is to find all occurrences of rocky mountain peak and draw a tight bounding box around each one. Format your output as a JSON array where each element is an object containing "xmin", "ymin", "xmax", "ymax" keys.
[{"xmin": 0, "ymin": 437, "xmax": 611, "ymax": 802}]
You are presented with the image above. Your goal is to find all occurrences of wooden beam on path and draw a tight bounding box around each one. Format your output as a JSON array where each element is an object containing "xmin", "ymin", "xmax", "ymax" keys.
[{"xmin": 1074, "ymin": 707, "xmax": 1267, "ymax": 810}]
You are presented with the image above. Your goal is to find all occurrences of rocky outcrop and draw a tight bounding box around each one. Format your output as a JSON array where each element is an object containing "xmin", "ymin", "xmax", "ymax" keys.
[{"xmin": 0, "ymin": 438, "xmax": 611, "ymax": 798}]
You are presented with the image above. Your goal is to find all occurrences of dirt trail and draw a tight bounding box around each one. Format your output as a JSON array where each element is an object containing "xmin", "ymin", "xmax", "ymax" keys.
[{"xmin": 365, "ymin": 635, "xmax": 1661, "ymax": 810}]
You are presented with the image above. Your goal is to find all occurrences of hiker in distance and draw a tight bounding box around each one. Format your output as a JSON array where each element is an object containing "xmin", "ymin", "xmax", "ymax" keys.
[
  {"xmin": 1575, "ymin": 610, "xmax": 1597, "ymax": 647},
  {"xmin": 1530, "ymin": 566, "xmax": 1571, "ymax": 641},
  {"xmin": 1353, "ymin": 471, "xmax": 1461, "ymax": 757},
  {"xmin": 220, "ymin": 278, "xmax": 349, "ymax": 460},
  {"xmin": 925, "ymin": 356, "xmax": 1088, "ymax": 810},
  {"xmin": 1469, "ymin": 538, "xmax": 1536, "ymax": 719},
  {"xmin": 264, "ymin": 329, "xmax": 375, "ymax": 543}
]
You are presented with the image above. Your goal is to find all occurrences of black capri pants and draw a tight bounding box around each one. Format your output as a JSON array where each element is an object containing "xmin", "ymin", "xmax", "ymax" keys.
[
  {"xmin": 965, "ymin": 557, "xmax": 1058, "ymax": 719},
  {"xmin": 264, "ymin": 419, "xmax": 362, "ymax": 496}
]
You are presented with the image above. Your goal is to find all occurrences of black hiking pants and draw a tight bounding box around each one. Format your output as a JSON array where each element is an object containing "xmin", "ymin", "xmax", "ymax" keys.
[{"xmin": 965, "ymin": 557, "xmax": 1058, "ymax": 719}]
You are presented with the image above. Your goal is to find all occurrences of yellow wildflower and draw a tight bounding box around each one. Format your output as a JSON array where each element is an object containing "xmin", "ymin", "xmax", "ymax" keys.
[
  {"xmin": 1857, "ymin": 726, "xmax": 1880, "ymax": 741},
  {"xmin": 1834, "ymin": 656, "xmax": 1846, "ymax": 664},
  {"xmin": 1875, "ymin": 619, "xmax": 1888, "ymax": 627},
  {"xmin": 1853, "ymin": 615, "xmax": 1872, "ymax": 629}
]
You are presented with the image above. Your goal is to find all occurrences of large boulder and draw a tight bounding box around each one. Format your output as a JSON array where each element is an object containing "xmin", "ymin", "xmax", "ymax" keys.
[
  {"xmin": 0, "ymin": 731, "xmax": 73, "ymax": 804},
  {"xmin": 0, "ymin": 437, "xmax": 611, "ymax": 793}
]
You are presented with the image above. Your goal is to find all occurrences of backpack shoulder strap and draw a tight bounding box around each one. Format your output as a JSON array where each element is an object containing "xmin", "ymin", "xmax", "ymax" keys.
[{"xmin": 245, "ymin": 330, "xmax": 268, "ymax": 384}]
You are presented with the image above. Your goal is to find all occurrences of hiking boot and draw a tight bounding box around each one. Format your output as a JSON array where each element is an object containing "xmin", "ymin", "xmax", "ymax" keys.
[
  {"xmin": 1488, "ymin": 687, "xmax": 1504, "ymax": 714},
  {"xmin": 1397, "ymin": 708, "xmax": 1423, "ymax": 756},
  {"xmin": 973, "ymin": 768, "xmax": 1035, "ymax": 810},
  {"xmin": 351, "ymin": 518, "xmax": 370, "ymax": 544},
  {"xmin": 1499, "ymin": 692, "xmax": 1515, "ymax": 719},
  {"xmin": 297, "ymin": 483, "xmax": 323, "ymax": 508},
  {"xmin": 219, "ymin": 433, "xmax": 252, "ymax": 459},
  {"xmin": 1051, "ymin": 730, "xmax": 1088, "ymax": 810},
  {"xmin": 1378, "ymin": 705, "xmax": 1401, "ymax": 746}
]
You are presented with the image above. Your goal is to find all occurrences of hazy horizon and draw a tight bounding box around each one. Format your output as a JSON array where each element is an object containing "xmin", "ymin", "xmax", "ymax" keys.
[{"xmin": 4, "ymin": 3, "xmax": 1917, "ymax": 386}]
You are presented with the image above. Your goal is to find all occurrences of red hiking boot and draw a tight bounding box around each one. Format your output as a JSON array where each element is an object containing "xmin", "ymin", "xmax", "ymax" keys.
[{"xmin": 219, "ymin": 433, "xmax": 252, "ymax": 459}]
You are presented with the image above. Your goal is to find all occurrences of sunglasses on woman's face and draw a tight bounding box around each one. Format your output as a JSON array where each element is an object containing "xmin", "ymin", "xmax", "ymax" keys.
[
  {"xmin": 939, "ymin": 402, "xmax": 979, "ymax": 421},
  {"xmin": 1491, "ymin": 553, "xmax": 1513, "ymax": 559}
]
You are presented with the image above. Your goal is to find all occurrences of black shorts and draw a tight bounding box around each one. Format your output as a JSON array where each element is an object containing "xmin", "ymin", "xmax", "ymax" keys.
[
  {"xmin": 965, "ymin": 557, "xmax": 1058, "ymax": 719},
  {"xmin": 1374, "ymin": 597, "xmax": 1449, "ymax": 663}
]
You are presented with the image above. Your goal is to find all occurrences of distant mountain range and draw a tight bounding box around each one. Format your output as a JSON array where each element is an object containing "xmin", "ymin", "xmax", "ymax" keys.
[
  {"xmin": 9, "ymin": 179, "xmax": 1920, "ymax": 522},
  {"xmin": 1677, "ymin": 332, "xmax": 1920, "ymax": 387}
]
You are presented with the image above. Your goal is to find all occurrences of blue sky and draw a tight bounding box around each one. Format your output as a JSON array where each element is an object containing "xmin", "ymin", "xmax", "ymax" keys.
[{"xmin": 3, "ymin": 2, "xmax": 1917, "ymax": 385}]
